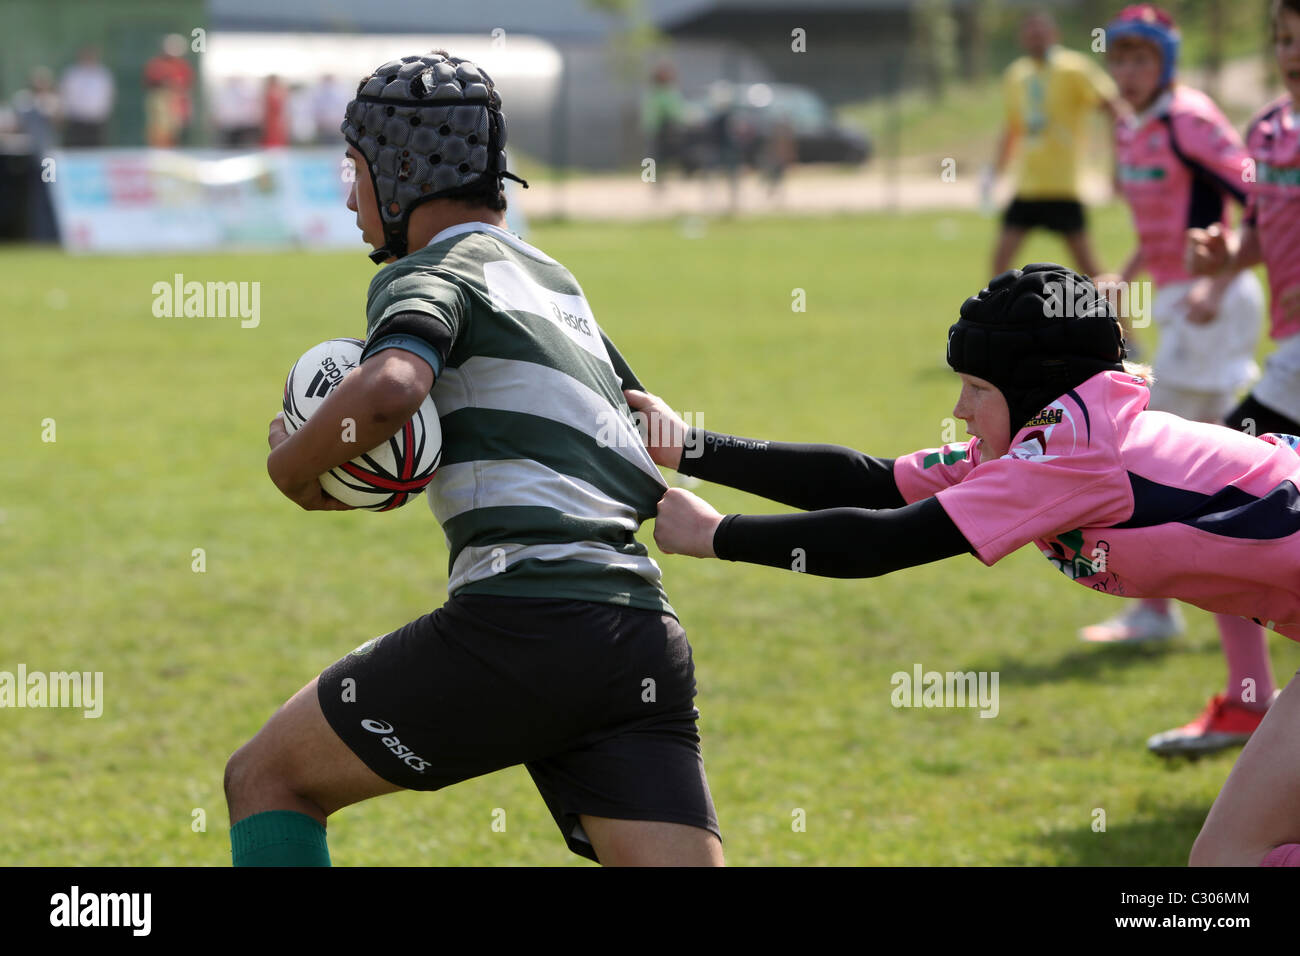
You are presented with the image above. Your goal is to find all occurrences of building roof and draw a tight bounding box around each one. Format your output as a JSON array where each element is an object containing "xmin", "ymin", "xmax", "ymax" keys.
[
  {"xmin": 208, "ymin": 0, "xmax": 920, "ymax": 39},
  {"xmin": 210, "ymin": 0, "xmax": 617, "ymax": 39}
]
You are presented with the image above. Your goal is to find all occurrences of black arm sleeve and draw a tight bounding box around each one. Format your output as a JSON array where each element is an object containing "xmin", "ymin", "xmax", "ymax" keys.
[
  {"xmin": 365, "ymin": 310, "xmax": 456, "ymax": 370},
  {"xmin": 713, "ymin": 496, "xmax": 974, "ymax": 577},
  {"xmin": 678, "ymin": 429, "xmax": 907, "ymax": 511}
]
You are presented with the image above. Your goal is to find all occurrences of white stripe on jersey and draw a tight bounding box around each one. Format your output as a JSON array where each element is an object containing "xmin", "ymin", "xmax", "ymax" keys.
[
  {"xmin": 432, "ymin": 355, "xmax": 664, "ymax": 484},
  {"xmin": 483, "ymin": 259, "xmax": 611, "ymax": 366},
  {"xmin": 430, "ymin": 458, "xmax": 641, "ymax": 528},
  {"xmin": 426, "ymin": 221, "xmax": 560, "ymax": 265}
]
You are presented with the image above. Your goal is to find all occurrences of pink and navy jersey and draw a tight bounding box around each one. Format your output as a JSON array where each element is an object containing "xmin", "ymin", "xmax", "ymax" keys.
[
  {"xmin": 1115, "ymin": 86, "xmax": 1251, "ymax": 286},
  {"xmin": 1244, "ymin": 96, "xmax": 1300, "ymax": 339},
  {"xmin": 894, "ymin": 371, "xmax": 1300, "ymax": 640}
]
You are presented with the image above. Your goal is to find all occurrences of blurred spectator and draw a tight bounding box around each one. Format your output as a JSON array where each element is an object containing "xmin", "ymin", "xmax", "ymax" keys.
[
  {"xmin": 143, "ymin": 34, "xmax": 193, "ymax": 147},
  {"xmin": 312, "ymin": 74, "xmax": 353, "ymax": 145},
  {"xmin": 761, "ymin": 118, "xmax": 797, "ymax": 197},
  {"xmin": 10, "ymin": 67, "xmax": 60, "ymax": 241},
  {"xmin": 11, "ymin": 66, "xmax": 59, "ymax": 155},
  {"xmin": 642, "ymin": 62, "xmax": 685, "ymax": 183},
  {"xmin": 706, "ymin": 82, "xmax": 743, "ymax": 213},
  {"xmin": 261, "ymin": 75, "xmax": 289, "ymax": 147},
  {"xmin": 59, "ymin": 47, "xmax": 114, "ymax": 147},
  {"xmin": 289, "ymin": 83, "xmax": 317, "ymax": 145},
  {"xmin": 212, "ymin": 77, "xmax": 262, "ymax": 148}
]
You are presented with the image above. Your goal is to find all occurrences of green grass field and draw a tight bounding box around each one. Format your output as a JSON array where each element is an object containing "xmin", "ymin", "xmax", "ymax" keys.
[{"xmin": 3, "ymin": 205, "xmax": 1296, "ymax": 865}]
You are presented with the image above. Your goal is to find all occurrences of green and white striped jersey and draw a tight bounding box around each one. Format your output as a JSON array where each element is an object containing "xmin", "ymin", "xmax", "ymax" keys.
[{"xmin": 363, "ymin": 221, "xmax": 673, "ymax": 615}]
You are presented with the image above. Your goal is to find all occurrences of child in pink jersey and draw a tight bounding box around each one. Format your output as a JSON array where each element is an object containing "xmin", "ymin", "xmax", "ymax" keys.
[
  {"xmin": 630, "ymin": 262, "xmax": 1300, "ymax": 865},
  {"xmin": 1078, "ymin": 5, "xmax": 1272, "ymax": 760},
  {"xmin": 1181, "ymin": 0, "xmax": 1300, "ymax": 863},
  {"xmin": 1189, "ymin": 1, "xmax": 1300, "ymax": 436}
]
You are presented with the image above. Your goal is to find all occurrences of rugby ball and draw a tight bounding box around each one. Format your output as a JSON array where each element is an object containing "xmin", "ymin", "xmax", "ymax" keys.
[{"xmin": 281, "ymin": 337, "xmax": 441, "ymax": 511}]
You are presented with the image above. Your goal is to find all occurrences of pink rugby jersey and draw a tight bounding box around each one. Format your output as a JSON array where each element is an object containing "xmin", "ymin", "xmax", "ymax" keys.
[
  {"xmin": 894, "ymin": 370, "xmax": 1300, "ymax": 640},
  {"xmin": 1244, "ymin": 95, "xmax": 1300, "ymax": 339},
  {"xmin": 1115, "ymin": 86, "xmax": 1251, "ymax": 286}
]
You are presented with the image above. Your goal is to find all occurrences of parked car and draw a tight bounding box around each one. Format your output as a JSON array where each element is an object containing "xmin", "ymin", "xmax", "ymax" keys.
[{"xmin": 678, "ymin": 81, "xmax": 870, "ymax": 172}]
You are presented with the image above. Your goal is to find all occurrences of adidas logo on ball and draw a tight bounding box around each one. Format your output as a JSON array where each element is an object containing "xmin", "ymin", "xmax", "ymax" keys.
[
  {"xmin": 282, "ymin": 338, "xmax": 442, "ymax": 511},
  {"xmin": 304, "ymin": 356, "xmax": 350, "ymax": 399}
]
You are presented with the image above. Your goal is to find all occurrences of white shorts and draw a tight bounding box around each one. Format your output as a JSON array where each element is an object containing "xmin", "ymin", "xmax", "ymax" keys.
[
  {"xmin": 1146, "ymin": 382, "xmax": 1237, "ymax": 423},
  {"xmin": 1252, "ymin": 332, "xmax": 1300, "ymax": 425},
  {"xmin": 1149, "ymin": 271, "xmax": 1264, "ymax": 394}
]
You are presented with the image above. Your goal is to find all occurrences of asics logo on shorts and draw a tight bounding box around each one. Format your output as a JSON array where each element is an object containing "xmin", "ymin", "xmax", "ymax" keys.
[{"xmin": 361, "ymin": 718, "xmax": 432, "ymax": 773}]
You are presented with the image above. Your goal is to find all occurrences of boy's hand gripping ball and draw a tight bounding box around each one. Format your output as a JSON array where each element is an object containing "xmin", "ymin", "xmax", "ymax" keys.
[{"xmin": 282, "ymin": 338, "xmax": 441, "ymax": 511}]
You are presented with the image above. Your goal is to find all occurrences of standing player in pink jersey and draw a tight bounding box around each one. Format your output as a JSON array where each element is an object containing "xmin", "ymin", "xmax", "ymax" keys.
[
  {"xmin": 1184, "ymin": 0, "xmax": 1300, "ymax": 868},
  {"xmin": 629, "ymin": 263, "xmax": 1300, "ymax": 866},
  {"xmin": 1189, "ymin": 0, "xmax": 1300, "ymax": 439},
  {"xmin": 1077, "ymin": 5, "xmax": 1273, "ymax": 759}
]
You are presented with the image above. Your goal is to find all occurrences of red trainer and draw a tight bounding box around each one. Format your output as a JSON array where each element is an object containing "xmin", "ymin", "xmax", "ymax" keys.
[{"xmin": 1147, "ymin": 694, "xmax": 1270, "ymax": 757}]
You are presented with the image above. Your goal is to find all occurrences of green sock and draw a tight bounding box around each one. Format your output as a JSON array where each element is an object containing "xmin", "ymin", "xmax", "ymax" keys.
[{"xmin": 230, "ymin": 810, "xmax": 331, "ymax": 867}]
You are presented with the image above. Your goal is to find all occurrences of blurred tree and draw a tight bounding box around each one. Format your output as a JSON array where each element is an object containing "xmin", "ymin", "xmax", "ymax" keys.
[
  {"xmin": 1204, "ymin": 0, "xmax": 1224, "ymax": 100},
  {"xmin": 912, "ymin": 0, "xmax": 958, "ymax": 102},
  {"xmin": 1080, "ymin": 0, "xmax": 1109, "ymax": 31},
  {"xmin": 583, "ymin": 0, "xmax": 671, "ymax": 170},
  {"xmin": 585, "ymin": 0, "xmax": 668, "ymax": 86},
  {"xmin": 961, "ymin": 0, "xmax": 1008, "ymax": 81},
  {"xmin": 963, "ymin": 0, "xmax": 1006, "ymax": 82}
]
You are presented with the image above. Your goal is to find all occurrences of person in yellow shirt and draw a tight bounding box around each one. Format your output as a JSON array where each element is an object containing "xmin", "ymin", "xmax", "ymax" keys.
[{"xmin": 987, "ymin": 11, "xmax": 1126, "ymax": 277}]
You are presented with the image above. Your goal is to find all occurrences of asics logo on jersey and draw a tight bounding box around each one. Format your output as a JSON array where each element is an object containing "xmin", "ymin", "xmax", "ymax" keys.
[
  {"xmin": 361, "ymin": 718, "xmax": 432, "ymax": 773},
  {"xmin": 551, "ymin": 302, "xmax": 593, "ymax": 336}
]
